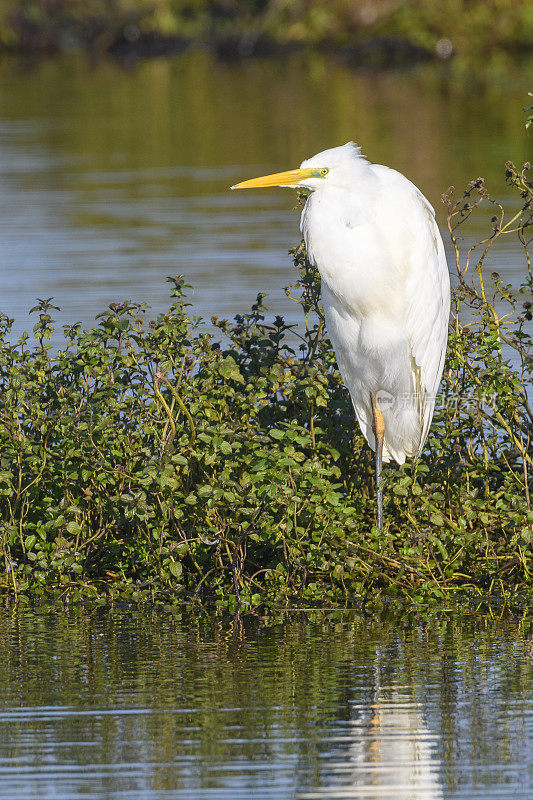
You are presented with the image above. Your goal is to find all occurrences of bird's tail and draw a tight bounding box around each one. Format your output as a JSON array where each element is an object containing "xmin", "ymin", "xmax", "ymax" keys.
[{"xmin": 354, "ymin": 390, "xmax": 434, "ymax": 466}]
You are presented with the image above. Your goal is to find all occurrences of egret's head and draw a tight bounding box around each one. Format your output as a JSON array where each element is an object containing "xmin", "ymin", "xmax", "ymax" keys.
[{"xmin": 231, "ymin": 142, "xmax": 364, "ymax": 192}]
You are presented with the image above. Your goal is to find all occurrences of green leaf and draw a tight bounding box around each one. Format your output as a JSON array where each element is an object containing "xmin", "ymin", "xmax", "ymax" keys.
[
  {"xmin": 219, "ymin": 356, "xmax": 244, "ymax": 383},
  {"xmin": 169, "ymin": 561, "xmax": 183, "ymax": 579},
  {"xmin": 66, "ymin": 521, "xmax": 82, "ymax": 535}
]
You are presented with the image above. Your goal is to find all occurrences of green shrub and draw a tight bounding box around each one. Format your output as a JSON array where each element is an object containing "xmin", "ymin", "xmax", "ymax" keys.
[{"xmin": 0, "ymin": 163, "xmax": 531, "ymax": 608}]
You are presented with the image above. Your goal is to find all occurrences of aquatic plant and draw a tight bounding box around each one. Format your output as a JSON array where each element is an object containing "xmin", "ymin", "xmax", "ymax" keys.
[{"xmin": 0, "ymin": 164, "xmax": 531, "ymax": 608}]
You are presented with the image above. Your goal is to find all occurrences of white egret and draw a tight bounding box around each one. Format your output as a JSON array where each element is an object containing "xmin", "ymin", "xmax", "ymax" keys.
[{"xmin": 231, "ymin": 143, "xmax": 450, "ymax": 529}]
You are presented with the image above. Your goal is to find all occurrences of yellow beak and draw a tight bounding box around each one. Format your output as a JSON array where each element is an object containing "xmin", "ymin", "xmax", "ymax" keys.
[{"xmin": 231, "ymin": 167, "xmax": 315, "ymax": 190}]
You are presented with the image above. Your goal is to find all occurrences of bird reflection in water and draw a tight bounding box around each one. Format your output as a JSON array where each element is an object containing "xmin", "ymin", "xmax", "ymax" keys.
[
  {"xmin": 346, "ymin": 691, "xmax": 443, "ymax": 799},
  {"xmin": 298, "ymin": 664, "xmax": 443, "ymax": 799}
]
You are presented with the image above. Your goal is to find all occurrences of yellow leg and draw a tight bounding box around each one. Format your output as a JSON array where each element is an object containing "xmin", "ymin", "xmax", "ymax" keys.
[{"xmin": 371, "ymin": 393, "xmax": 385, "ymax": 531}]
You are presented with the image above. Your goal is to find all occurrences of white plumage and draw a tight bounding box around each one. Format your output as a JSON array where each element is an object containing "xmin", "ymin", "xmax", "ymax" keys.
[
  {"xmin": 299, "ymin": 143, "xmax": 450, "ymax": 464},
  {"xmin": 232, "ymin": 142, "xmax": 451, "ymax": 526}
]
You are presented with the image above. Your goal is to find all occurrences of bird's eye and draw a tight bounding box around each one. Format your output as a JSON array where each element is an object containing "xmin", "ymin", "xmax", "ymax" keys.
[{"xmin": 320, "ymin": 168, "xmax": 329, "ymax": 176}]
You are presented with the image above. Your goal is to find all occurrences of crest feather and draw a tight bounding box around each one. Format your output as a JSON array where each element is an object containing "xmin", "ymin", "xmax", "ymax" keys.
[{"xmin": 300, "ymin": 142, "xmax": 365, "ymax": 170}]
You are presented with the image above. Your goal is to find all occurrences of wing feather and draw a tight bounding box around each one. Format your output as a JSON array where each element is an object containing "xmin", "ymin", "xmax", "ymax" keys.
[
  {"xmin": 302, "ymin": 163, "xmax": 451, "ymax": 464},
  {"xmin": 404, "ymin": 189, "xmax": 450, "ymax": 451}
]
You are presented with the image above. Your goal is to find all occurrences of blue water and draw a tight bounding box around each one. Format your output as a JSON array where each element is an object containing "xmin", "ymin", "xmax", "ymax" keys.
[
  {"xmin": 0, "ymin": 53, "xmax": 530, "ymax": 346},
  {"xmin": 0, "ymin": 607, "xmax": 532, "ymax": 799}
]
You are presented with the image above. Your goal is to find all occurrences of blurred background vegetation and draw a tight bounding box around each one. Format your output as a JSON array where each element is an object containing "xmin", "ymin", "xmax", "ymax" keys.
[{"xmin": 0, "ymin": 0, "xmax": 532, "ymax": 64}]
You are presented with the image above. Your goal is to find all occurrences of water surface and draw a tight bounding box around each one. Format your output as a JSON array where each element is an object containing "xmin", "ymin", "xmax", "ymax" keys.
[
  {"xmin": 0, "ymin": 606, "xmax": 532, "ymax": 799},
  {"xmin": 0, "ymin": 53, "xmax": 530, "ymax": 345}
]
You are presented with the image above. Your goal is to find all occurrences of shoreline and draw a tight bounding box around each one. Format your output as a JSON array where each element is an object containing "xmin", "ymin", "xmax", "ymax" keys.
[
  {"xmin": 0, "ymin": 31, "xmax": 439, "ymax": 69},
  {"xmin": 1, "ymin": 2, "xmax": 532, "ymax": 70}
]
